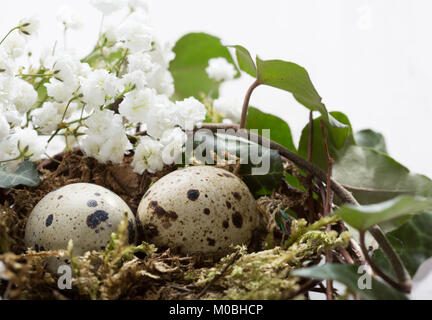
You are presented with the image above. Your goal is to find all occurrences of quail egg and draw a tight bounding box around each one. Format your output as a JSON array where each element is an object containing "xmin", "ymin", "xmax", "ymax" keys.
[
  {"xmin": 24, "ymin": 183, "xmax": 137, "ymax": 272},
  {"xmin": 138, "ymin": 166, "xmax": 258, "ymax": 257}
]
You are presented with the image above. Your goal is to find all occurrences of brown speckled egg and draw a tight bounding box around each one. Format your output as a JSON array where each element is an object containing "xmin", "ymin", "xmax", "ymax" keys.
[
  {"xmin": 24, "ymin": 183, "xmax": 137, "ymax": 272},
  {"xmin": 138, "ymin": 166, "xmax": 258, "ymax": 257}
]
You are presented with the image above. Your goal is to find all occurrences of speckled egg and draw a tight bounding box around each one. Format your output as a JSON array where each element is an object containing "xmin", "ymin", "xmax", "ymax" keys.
[
  {"xmin": 24, "ymin": 183, "xmax": 137, "ymax": 272},
  {"xmin": 138, "ymin": 166, "xmax": 258, "ymax": 257}
]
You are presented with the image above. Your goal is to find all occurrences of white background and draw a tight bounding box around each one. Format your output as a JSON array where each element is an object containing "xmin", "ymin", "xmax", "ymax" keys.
[{"xmin": 2, "ymin": 0, "xmax": 432, "ymax": 299}]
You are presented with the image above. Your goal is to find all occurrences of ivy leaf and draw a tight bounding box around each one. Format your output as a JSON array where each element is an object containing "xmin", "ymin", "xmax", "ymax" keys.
[
  {"xmin": 255, "ymin": 57, "xmax": 346, "ymax": 129},
  {"xmin": 246, "ymin": 107, "xmax": 296, "ymax": 152},
  {"xmin": 333, "ymin": 145, "xmax": 432, "ymax": 204},
  {"xmin": 169, "ymin": 33, "xmax": 239, "ymax": 100},
  {"xmin": 298, "ymin": 111, "xmax": 353, "ymax": 167},
  {"xmin": 228, "ymin": 45, "xmax": 256, "ymax": 77},
  {"xmin": 334, "ymin": 196, "xmax": 432, "ymax": 231},
  {"xmin": 299, "ymin": 112, "xmax": 432, "ymax": 204},
  {"xmin": 372, "ymin": 211, "xmax": 432, "ymax": 278},
  {"xmin": 292, "ymin": 264, "xmax": 408, "ymax": 300},
  {"xmin": 355, "ymin": 129, "xmax": 388, "ymax": 154},
  {"xmin": 192, "ymin": 131, "xmax": 283, "ymax": 197},
  {"xmin": 0, "ymin": 161, "xmax": 41, "ymax": 188}
]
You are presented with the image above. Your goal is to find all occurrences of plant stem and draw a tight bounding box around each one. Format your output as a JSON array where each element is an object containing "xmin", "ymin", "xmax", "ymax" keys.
[
  {"xmin": 320, "ymin": 119, "xmax": 334, "ymax": 300},
  {"xmin": 359, "ymin": 230, "xmax": 411, "ymax": 293},
  {"xmin": 239, "ymin": 79, "xmax": 260, "ymax": 129},
  {"xmin": 368, "ymin": 226, "xmax": 412, "ymax": 289},
  {"xmin": 306, "ymin": 111, "xmax": 315, "ymax": 222},
  {"xmin": 0, "ymin": 27, "xmax": 18, "ymax": 46}
]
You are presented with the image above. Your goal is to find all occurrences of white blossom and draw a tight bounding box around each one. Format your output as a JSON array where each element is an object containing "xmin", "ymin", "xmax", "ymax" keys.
[
  {"xmin": 132, "ymin": 135, "xmax": 164, "ymax": 174},
  {"xmin": 160, "ymin": 127, "xmax": 187, "ymax": 165},
  {"xmin": 80, "ymin": 69, "xmax": 120, "ymax": 110},
  {"xmin": 121, "ymin": 70, "xmax": 148, "ymax": 90},
  {"xmin": 116, "ymin": 11, "xmax": 153, "ymax": 53},
  {"xmin": 18, "ymin": 16, "xmax": 40, "ymax": 36},
  {"xmin": 32, "ymin": 102, "xmax": 63, "ymax": 134},
  {"xmin": 146, "ymin": 67, "xmax": 174, "ymax": 97},
  {"xmin": 145, "ymin": 96, "xmax": 177, "ymax": 138},
  {"xmin": 90, "ymin": 0, "xmax": 124, "ymax": 15},
  {"xmin": 175, "ymin": 97, "xmax": 206, "ymax": 131},
  {"xmin": 0, "ymin": 49, "xmax": 17, "ymax": 76},
  {"xmin": 127, "ymin": 51, "xmax": 155, "ymax": 73},
  {"xmin": 45, "ymin": 78, "xmax": 76, "ymax": 103},
  {"xmin": 0, "ymin": 113, "xmax": 10, "ymax": 139},
  {"xmin": 213, "ymin": 96, "xmax": 242, "ymax": 123},
  {"xmin": 118, "ymin": 87, "xmax": 157, "ymax": 123},
  {"xmin": 3, "ymin": 34, "xmax": 26, "ymax": 58},
  {"xmin": 57, "ymin": 6, "xmax": 83, "ymax": 30},
  {"xmin": 205, "ymin": 57, "xmax": 236, "ymax": 82},
  {"xmin": 0, "ymin": 127, "xmax": 45, "ymax": 163},
  {"xmin": 81, "ymin": 109, "xmax": 132, "ymax": 164},
  {"xmin": 10, "ymin": 78, "xmax": 37, "ymax": 114}
]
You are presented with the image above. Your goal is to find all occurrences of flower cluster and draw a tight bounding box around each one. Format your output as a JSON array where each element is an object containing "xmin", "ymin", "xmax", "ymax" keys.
[
  {"xmin": 0, "ymin": 1, "xmax": 207, "ymax": 174},
  {"xmin": 0, "ymin": 1, "xmax": 239, "ymax": 174}
]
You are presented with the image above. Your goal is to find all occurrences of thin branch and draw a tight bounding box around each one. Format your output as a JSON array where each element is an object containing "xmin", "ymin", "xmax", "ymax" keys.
[
  {"xmin": 368, "ymin": 226, "xmax": 412, "ymax": 290},
  {"xmin": 306, "ymin": 111, "xmax": 315, "ymax": 222},
  {"xmin": 199, "ymin": 123, "xmax": 359, "ymax": 206},
  {"xmin": 359, "ymin": 231, "xmax": 411, "ymax": 293},
  {"xmin": 320, "ymin": 119, "xmax": 334, "ymax": 300},
  {"xmin": 239, "ymin": 79, "xmax": 260, "ymax": 129}
]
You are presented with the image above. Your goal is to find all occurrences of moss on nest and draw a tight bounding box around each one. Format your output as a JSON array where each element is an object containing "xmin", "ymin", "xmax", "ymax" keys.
[{"xmin": 0, "ymin": 152, "xmax": 351, "ymax": 300}]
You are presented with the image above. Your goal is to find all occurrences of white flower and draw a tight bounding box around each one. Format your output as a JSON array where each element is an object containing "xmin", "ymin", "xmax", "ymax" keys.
[
  {"xmin": 57, "ymin": 6, "xmax": 83, "ymax": 30},
  {"xmin": 205, "ymin": 57, "xmax": 236, "ymax": 82},
  {"xmin": 127, "ymin": 51, "xmax": 155, "ymax": 73},
  {"xmin": 150, "ymin": 41, "xmax": 175, "ymax": 69},
  {"xmin": 174, "ymin": 97, "xmax": 206, "ymax": 131},
  {"xmin": 0, "ymin": 49, "xmax": 17, "ymax": 76},
  {"xmin": 116, "ymin": 11, "xmax": 153, "ymax": 53},
  {"xmin": 119, "ymin": 87, "xmax": 157, "ymax": 123},
  {"xmin": 90, "ymin": 0, "xmax": 124, "ymax": 15},
  {"xmin": 45, "ymin": 78, "xmax": 76, "ymax": 103},
  {"xmin": 213, "ymin": 96, "xmax": 242, "ymax": 123},
  {"xmin": 146, "ymin": 67, "xmax": 174, "ymax": 97},
  {"xmin": 121, "ymin": 70, "xmax": 148, "ymax": 90},
  {"xmin": 132, "ymin": 135, "xmax": 164, "ymax": 174},
  {"xmin": 0, "ymin": 127, "xmax": 46, "ymax": 162},
  {"xmin": 18, "ymin": 16, "xmax": 40, "ymax": 36},
  {"xmin": 160, "ymin": 127, "xmax": 186, "ymax": 165},
  {"xmin": 11, "ymin": 78, "xmax": 37, "ymax": 114},
  {"xmin": 4, "ymin": 34, "xmax": 26, "ymax": 58},
  {"xmin": 32, "ymin": 102, "xmax": 62, "ymax": 134},
  {"xmin": 0, "ymin": 113, "xmax": 10, "ymax": 139},
  {"xmin": 80, "ymin": 69, "xmax": 120, "ymax": 109},
  {"xmin": 145, "ymin": 96, "xmax": 177, "ymax": 138},
  {"xmin": 81, "ymin": 109, "xmax": 132, "ymax": 164}
]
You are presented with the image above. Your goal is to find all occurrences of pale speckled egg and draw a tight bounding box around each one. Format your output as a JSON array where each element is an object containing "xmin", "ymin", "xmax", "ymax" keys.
[
  {"xmin": 24, "ymin": 183, "xmax": 137, "ymax": 272},
  {"xmin": 138, "ymin": 166, "xmax": 258, "ymax": 257}
]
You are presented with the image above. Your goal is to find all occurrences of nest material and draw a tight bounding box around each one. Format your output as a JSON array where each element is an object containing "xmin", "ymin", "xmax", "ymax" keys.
[{"xmin": 0, "ymin": 152, "xmax": 350, "ymax": 300}]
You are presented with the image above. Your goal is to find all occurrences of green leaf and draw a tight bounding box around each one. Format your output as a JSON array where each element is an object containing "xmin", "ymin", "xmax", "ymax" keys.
[
  {"xmin": 228, "ymin": 45, "xmax": 256, "ymax": 77},
  {"xmin": 0, "ymin": 161, "xmax": 41, "ymax": 188},
  {"xmin": 246, "ymin": 106, "xmax": 296, "ymax": 152},
  {"xmin": 355, "ymin": 129, "xmax": 388, "ymax": 154},
  {"xmin": 192, "ymin": 131, "xmax": 283, "ymax": 197},
  {"xmin": 333, "ymin": 145, "xmax": 432, "ymax": 203},
  {"xmin": 292, "ymin": 264, "xmax": 407, "ymax": 300},
  {"xmin": 169, "ymin": 33, "xmax": 239, "ymax": 100},
  {"xmin": 255, "ymin": 57, "xmax": 346, "ymax": 128},
  {"xmin": 334, "ymin": 196, "xmax": 432, "ymax": 231},
  {"xmin": 298, "ymin": 111, "xmax": 353, "ymax": 167},
  {"xmin": 372, "ymin": 211, "xmax": 432, "ymax": 278},
  {"xmin": 298, "ymin": 112, "xmax": 432, "ymax": 204}
]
